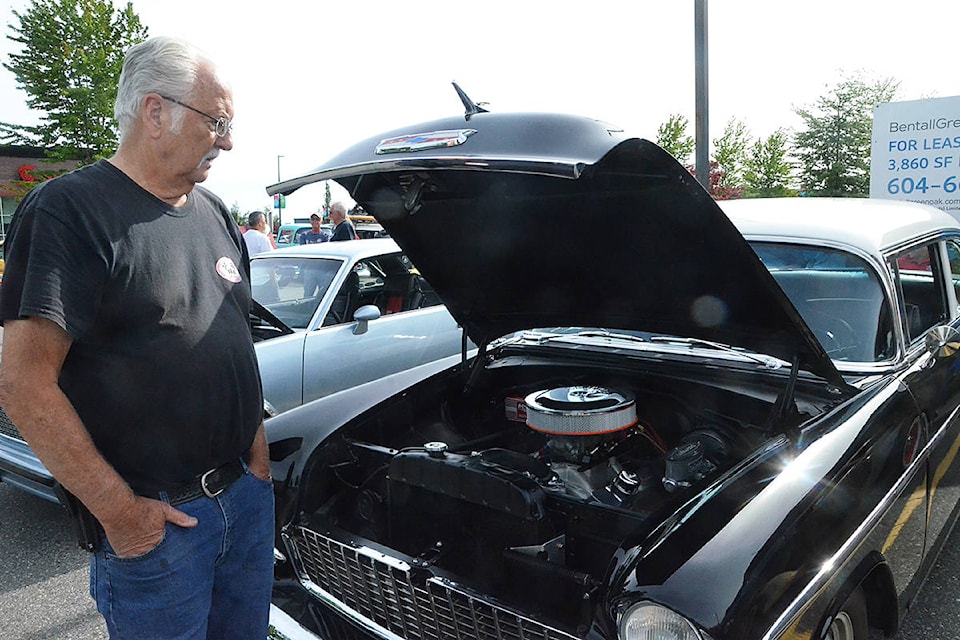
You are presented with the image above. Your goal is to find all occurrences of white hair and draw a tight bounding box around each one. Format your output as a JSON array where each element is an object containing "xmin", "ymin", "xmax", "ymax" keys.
[{"xmin": 113, "ymin": 36, "xmax": 213, "ymax": 143}]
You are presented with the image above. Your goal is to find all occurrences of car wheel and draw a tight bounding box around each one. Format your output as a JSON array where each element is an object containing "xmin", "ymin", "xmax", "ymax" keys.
[{"xmin": 823, "ymin": 586, "xmax": 868, "ymax": 640}]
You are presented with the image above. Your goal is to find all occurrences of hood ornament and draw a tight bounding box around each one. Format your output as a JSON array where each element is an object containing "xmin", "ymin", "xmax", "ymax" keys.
[{"xmin": 452, "ymin": 81, "xmax": 489, "ymax": 121}]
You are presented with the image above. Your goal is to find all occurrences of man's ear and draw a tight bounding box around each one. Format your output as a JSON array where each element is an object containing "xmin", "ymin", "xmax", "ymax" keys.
[{"xmin": 142, "ymin": 94, "xmax": 165, "ymax": 139}]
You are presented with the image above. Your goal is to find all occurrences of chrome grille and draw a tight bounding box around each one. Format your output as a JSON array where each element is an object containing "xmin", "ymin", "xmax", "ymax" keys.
[
  {"xmin": 0, "ymin": 405, "xmax": 23, "ymax": 442},
  {"xmin": 290, "ymin": 526, "xmax": 579, "ymax": 640}
]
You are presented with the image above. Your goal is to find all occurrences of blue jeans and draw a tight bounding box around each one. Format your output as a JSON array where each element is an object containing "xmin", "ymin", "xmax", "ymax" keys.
[{"xmin": 90, "ymin": 465, "xmax": 275, "ymax": 640}]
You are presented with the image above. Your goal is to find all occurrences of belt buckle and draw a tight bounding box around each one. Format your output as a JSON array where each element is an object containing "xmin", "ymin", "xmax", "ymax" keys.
[{"xmin": 200, "ymin": 468, "xmax": 224, "ymax": 499}]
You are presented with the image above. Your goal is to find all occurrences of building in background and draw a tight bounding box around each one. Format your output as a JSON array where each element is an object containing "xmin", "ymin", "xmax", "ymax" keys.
[{"xmin": 0, "ymin": 146, "xmax": 80, "ymax": 244}]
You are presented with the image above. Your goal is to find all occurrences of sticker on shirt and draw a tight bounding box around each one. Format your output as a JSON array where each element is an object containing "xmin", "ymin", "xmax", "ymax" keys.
[{"xmin": 216, "ymin": 257, "xmax": 242, "ymax": 283}]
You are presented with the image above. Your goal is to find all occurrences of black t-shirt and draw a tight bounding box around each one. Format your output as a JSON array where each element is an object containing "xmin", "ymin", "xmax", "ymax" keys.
[
  {"xmin": 0, "ymin": 161, "xmax": 263, "ymax": 496},
  {"xmin": 330, "ymin": 220, "xmax": 356, "ymax": 241}
]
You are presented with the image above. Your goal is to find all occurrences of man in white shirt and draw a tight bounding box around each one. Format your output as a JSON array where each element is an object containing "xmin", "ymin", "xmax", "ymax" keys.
[{"xmin": 243, "ymin": 211, "xmax": 273, "ymax": 258}]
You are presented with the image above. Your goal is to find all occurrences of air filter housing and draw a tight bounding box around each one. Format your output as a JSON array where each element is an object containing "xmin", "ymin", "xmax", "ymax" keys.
[{"xmin": 524, "ymin": 386, "xmax": 637, "ymax": 436}]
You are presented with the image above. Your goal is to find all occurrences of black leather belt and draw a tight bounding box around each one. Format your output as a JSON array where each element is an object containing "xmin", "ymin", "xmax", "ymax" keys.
[{"xmin": 164, "ymin": 459, "xmax": 245, "ymax": 506}]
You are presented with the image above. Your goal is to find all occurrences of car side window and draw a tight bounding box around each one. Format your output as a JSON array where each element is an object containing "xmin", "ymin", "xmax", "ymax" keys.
[
  {"xmin": 321, "ymin": 253, "xmax": 444, "ymax": 326},
  {"xmin": 354, "ymin": 260, "xmax": 383, "ymax": 290},
  {"xmin": 320, "ymin": 260, "xmax": 378, "ymax": 327},
  {"xmin": 894, "ymin": 243, "xmax": 948, "ymax": 343},
  {"xmin": 399, "ymin": 256, "xmax": 442, "ymax": 309},
  {"xmin": 945, "ymin": 240, "xmax": 960, "ymax": 316},
  {"xmin": 372, "ymin": 256, "xmax": 444, "ymax": 315}
]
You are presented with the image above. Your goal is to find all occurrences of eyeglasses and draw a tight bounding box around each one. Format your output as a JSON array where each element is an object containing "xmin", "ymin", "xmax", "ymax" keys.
[{"xmin": 160, "ymin": 95, "xmax": 233, "ymax": 138}]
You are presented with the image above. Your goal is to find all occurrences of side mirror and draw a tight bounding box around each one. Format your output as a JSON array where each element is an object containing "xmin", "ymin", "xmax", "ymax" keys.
[
  {"xmin": 352, "ymin": 304, "xmax": 381, "ymax": 335},
  {"xmin": 924, "ymin": 325, "xmax": 960, "ymax": 358}
]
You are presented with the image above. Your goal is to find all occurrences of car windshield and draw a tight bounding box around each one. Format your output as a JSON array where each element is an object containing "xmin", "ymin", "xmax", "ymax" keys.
[
  {"xmin": 502, "ymin": 243, "xmax": 893, "ymax": 366},
  {"xmin": 276, "ymin": 228, "xmax": 295, "ymax": 245},
  {"xmin": 751, "ymin": 242, "xmax": 893, "ymax": 362},
  {"xmin": 250, "ymin": 256, "xmax": 343, "ymax": 329}
]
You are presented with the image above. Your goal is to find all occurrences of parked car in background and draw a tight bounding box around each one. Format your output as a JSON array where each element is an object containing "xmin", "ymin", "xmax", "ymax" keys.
[
  {"xmin": 275, "ymin": 223, "xmax": 314, "ymax": 247},
  {"xmin": 249, "ymin": 238, "xmax": 462, "ymax": 416},
  {"xmin": 265, "ymin": 106, "xmax": 960, "ymax": 640},
  {"xmin": 0, "ymin": 238, "xmax": 465, "ymax": 503},
  {"xmin": 355, "ymin": 222, "xmax": 389, "ymax": 239}
]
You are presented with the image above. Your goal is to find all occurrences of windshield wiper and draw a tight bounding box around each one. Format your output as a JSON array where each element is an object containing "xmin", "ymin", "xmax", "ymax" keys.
[
  {"xmin": 522, "ymin": 329, "xmax": 647, "ymax": 346},
  {"xmin": 648, "ymin": 336, "xmax": 784, "ymax": 369},
  {"xmin": 574, "ymin": 330, "xmax": 647, "ymax": 343}
]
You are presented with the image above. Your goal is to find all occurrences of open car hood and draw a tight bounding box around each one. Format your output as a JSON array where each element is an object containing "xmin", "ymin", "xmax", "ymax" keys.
[{"xmin": 268, "ymin": 111, "xmax": 844, "ymax": 388}]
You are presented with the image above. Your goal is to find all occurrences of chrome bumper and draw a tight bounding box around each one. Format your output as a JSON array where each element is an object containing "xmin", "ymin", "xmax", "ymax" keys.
[
  {"xmin": 268, "ymin": 604, "xmax": 322, "ymax": 640},
  {"xmin": 0, "ymin": 432, "xmax": 58, "ymax": 503}
]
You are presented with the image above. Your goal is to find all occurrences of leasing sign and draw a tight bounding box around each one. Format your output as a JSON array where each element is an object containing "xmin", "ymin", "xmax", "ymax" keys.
[{"xmin": 870, "ymin": 96, "xmax": 960, "ymax": 216}]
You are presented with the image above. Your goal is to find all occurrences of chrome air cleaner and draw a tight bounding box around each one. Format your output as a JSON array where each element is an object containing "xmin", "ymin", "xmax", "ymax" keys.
[{"xmin": 524, "ymin": 386, "xmax": 637, "ymax": 435}]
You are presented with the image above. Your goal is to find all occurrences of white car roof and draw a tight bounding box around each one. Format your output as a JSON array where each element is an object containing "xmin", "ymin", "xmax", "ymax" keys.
[
  {"xmin": 263, "ymin": 200, "xmax": 960, "ymax": 268},
  {"xmin": 253, "ymin": 237, "xmax": 400, "ymax": 261},
  {"xmin": 720, "ymin": 197, "xmax": 960, "ymax": 258}
]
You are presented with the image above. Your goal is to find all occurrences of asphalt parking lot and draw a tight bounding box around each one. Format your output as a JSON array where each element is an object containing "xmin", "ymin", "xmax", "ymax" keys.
[{"xmin": 0, "ymin": 483, "xmax": 106, "ymax": 639}]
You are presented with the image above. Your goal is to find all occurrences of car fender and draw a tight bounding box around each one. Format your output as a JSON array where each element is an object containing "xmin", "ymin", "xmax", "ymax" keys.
[
  {"xmin": 266, "ymin": 352, "xmax": 467, "ymax": 486},
  {"xmin": 605, "ymin": 376, "xmax": 921, "ymax": 638}
]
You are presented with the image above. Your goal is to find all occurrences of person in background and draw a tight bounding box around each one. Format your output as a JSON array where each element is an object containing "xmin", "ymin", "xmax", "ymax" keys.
[
  {"xmin": 0, "ymin": 36, "xmax": 273, "ymax": 640},
  {"xmin": 328, "ymin": 201, "xmax": 357, "ymax": 241},
  {"xmin": 243, "ymin": 210, "xmax": 274, "ymax": 257},
  {"xmin": 299, "ymin": 212, "xmax": 330, "ymax": 244}
]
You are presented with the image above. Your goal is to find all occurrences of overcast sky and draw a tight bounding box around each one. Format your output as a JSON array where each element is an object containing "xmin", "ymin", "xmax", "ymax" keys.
[{"xmin": 1, "ymin": 0, "xmax": 958, "ymax": 221}]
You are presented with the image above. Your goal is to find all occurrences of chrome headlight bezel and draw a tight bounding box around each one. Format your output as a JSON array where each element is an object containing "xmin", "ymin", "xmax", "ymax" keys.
[{"xmin": 618, "ymin": 601, "xmax": 709, "ymax": 640}]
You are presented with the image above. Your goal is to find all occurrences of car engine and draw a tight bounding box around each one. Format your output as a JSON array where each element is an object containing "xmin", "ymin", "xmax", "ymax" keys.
[{"xmin": 284, "ymin": 362, "xmax": 818, "ymax": 631}]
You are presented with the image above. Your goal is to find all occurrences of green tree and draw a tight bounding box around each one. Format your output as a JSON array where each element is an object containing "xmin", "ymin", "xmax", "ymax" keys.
[
  {"xmin": 744, "ymin": 130, "xmax": 794, "ymax": 198},
  {"xmin": 712, "ymin": 118, "xmax": 750, "ymax": 193},
  {"xmin": 655, "ymin": 113, "xmax": 695, "ymax": 165},
  {"xmin": 324, "ymin": 181, "xmax": 332, "ymax": 214},
  {"xmin": 1, "ymin": 0, "xmax": 148, "ymax": 164},
  {"xmin": 229, "ymin": 201, "xmax": 245, "ymax": 226},
  {"xmin": 793, "ymin": 73, "xmax": 899, "ymax": 197}
]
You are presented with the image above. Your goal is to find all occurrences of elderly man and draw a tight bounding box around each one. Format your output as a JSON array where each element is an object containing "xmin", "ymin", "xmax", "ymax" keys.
[
  {"xmin": 0, "ymin": 37, "xmax": 273, "ymax": 640},
  {"xmin": 328, "ymin": 201, "xmax": 357, "ymax": 241},
  {"xmin": 244, "ymin": 210, "xmax": 274, "ymax": 257}
]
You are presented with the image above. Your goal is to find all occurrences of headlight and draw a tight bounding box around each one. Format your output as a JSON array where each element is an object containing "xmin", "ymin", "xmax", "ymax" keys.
[{"xmin": 619, "ymin": 602, "xmax": 705, "ymax": 640}]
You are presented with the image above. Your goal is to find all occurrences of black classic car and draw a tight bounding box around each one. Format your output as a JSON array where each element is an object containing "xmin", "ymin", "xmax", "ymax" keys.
[{"xmin": 262, "ymin": 96, "xmax": 960, "ymax": 640}]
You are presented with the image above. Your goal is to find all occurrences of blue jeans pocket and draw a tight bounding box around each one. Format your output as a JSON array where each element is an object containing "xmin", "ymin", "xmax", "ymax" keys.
[
  {"xmin": 102, "ymin": 526, "xmax": 169, "ymax": 562},
  {"xmin": 92, "ymin": 522, "xmax": 212, "ymax": 639}
]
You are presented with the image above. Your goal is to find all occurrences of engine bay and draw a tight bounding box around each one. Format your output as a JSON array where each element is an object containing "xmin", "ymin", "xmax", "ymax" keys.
[{"xmin": 291, "ymin": 361, "xmax": 833, "ymax": 629}]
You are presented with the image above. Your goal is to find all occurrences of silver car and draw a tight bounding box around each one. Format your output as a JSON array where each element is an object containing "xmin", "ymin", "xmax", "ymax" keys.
[
  {"xmin": 250, "ymin": 237, "xmax": 463, "ymax": 416},
  {"xmin": 0, "ymin": 237, "xmax": 464, "ymax": 502}
]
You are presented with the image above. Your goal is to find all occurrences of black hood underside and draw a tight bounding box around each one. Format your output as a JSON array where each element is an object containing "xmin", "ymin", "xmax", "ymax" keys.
[{"xmin": 267, "ymin": 111, "xmax": 843, "ymax": 388}]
